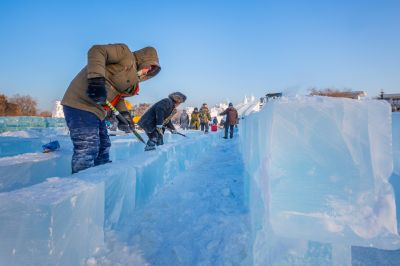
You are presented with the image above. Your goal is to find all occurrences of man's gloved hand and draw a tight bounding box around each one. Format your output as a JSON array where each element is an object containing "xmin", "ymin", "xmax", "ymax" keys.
[
  {"xmin": 87, "ymin": 77, "xmax": 107, "ymax": 104},
  {"xmin": 117, "ymin": 111, "xmax": 134, "ymax": 133},
  {"xmin": 156, "ymin": 125, "xmax": 164, "ymax": 136}
]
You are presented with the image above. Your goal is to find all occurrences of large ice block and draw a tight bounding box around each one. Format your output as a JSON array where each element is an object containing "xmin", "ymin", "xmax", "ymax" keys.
[
  {"xmin": 0, "ymin": 137, "xmax": 42, "ymax": 157},
  {"xmin": 0, "ymin": 178, "xmax": 104, "ymax": 266},
  {"xmin": 240, "ymin": 96, "xmax": 399, "ymax": 264},
  {"xmin": 76, "ymin": 163, "xmax": 137, "ymax": 230},
  {"xmin": 0, "ymin": 152, "xmax": 71, "ymax": 192},
  {"xmin": 0, "ymin": 130, "xmax": 217, "ymax": 265}
]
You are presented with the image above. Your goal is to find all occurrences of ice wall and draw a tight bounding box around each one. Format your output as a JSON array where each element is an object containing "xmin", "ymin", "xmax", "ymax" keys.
[
  {"xmin": 392, "ymin": 113, "xmax": 400, "ymax": 175},
  {"xmin": 0, "ymin": 131, "xmax": 218, "ymax": 265},
  {"xmin": 239, "ymin": 96, "xmax": 399, "ymax": 265},
  {"xmin": 0, "ymin": 117, "xmax": 65, "ymax": 133}
]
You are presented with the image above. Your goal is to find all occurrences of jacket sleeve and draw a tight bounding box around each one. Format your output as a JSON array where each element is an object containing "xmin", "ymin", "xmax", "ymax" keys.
[
  {"xmin": 219, "ymin": 109, "xmax": 227, "ymax": 116},
  {"xmin": 87, "ymin": 44, "xmax": 131, "ymax": 79}
]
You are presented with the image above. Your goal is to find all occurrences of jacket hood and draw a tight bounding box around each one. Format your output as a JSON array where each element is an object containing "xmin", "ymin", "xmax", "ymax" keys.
[{"xmin": 133, "ymin": 47, "xmax": 161, "ymax": 81}]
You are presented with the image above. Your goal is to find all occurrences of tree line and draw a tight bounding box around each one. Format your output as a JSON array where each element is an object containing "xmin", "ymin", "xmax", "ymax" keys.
[{"xmin": 0, "ymin": 93, "xmax": 52, "ymax": 117}]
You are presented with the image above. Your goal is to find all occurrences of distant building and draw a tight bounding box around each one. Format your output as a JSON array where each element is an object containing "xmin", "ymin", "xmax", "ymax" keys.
[{"xmin": 379, "ymin": 92, "xmax": 400, "ymax": 112}]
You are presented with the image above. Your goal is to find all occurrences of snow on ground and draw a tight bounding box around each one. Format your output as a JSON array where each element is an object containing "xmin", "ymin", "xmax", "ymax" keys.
[{"xmin": 90, "ymin": 138, "xmax": 251, "ymax": 266}]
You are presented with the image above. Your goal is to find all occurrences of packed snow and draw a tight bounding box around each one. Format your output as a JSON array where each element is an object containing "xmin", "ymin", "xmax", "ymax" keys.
[{"xmin": 0, "ymin": 96, "xmax": 399, "ymax": 265}]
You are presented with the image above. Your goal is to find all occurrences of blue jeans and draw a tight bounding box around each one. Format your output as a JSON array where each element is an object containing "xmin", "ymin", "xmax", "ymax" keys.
[{"xmin": 63, "ymin": 106, "xmax": 111, "ymax": 174}]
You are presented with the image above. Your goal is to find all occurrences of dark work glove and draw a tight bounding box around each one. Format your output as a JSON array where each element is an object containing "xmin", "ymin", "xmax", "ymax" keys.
[
  {"xmin": 117, "ymin": 111, "xmax": 134, "ymax": 133},
  {"xmin": 87, "ymin": 77, "xmax": 107, "ymax": 104}
]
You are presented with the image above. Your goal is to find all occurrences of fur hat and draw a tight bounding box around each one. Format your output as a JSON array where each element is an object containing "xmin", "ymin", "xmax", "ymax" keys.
[{"xmin": 168, "ymin": 92, "xmax": 187, "ymax": 103}]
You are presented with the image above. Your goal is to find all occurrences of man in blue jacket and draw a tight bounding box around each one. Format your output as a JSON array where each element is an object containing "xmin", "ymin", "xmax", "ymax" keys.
[{"xmin": 138, "ymin": 92, "xmax": 187, "ymax": 151}]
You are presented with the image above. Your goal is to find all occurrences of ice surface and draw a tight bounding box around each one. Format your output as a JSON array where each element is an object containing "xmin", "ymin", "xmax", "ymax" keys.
[
  {"xmin": 0, "ymin": 137, "xmax": 43, "ymax": 157},
  {"xmin": 239, "ymin": 96, "xmax": 399, "ymax": 264},
  {"xmin": 1, "ymin": 100, "xmax": 398, "ymax": 265},
  {"xmin": 0, "ymin": 178, "xmax": 104, "ymax": 266},
  {"xmin": 94, "ymin": 138, "xmax": 251, "ymax": 266},
  {"xmin": 0, "ymin": 152, "xmax": 72, "ymax": 192},
  {"xmin": 0, "ymin": 130, "xmax": 216, "ymax": 265}
]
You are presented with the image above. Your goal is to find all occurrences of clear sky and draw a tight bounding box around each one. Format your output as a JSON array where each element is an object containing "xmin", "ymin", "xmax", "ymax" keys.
[{"xmin": 0, "ymin": 0, "xmax": 399, "ymax": 111}]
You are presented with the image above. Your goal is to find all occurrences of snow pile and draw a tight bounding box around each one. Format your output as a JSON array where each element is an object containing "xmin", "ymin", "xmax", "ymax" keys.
[{"xmin": 239, "ymin": 96, "xmax": 399, "ymax": 264}]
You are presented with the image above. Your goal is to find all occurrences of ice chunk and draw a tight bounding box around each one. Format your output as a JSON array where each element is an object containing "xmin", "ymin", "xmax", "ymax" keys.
[
  {"xmin": 77, "ymin": 164, "xmax": 137, "ymax": 230},
  {"xmin": 240, "ymin": 96, "xmax": 399, "ymax": 264},
  {"xmin": 0, "ymin": 152, "xmax": 71, "ymax": 192},
  {"xmin": 0, "ymin": 137, "xmax": 42, "ymax": 157},
  {"xmin": 0, "ymin": 178, "xmax": 104, "ymax": 265}
]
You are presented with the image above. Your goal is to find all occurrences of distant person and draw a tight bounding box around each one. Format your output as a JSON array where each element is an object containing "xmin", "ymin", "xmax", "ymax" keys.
[
  {"xmin": 179, "ymin": 109, "xmax": 190, "ymax": 130},
  {"xmin": 138, "ymin": 92, "xmax": 186, "ymax": 151},
  {"xmin": 190, "ymin": 107, "xmax": 200, "ymax": 130},
  {"xmin": 61, "ymin": 43, "xmax": 161, "ymax": 173},
  {"xmin": 219, "ymin": 102, "xmax": 238, "ymax": 139},
  {"xmin": 219, "ymin": 118, "xmax": 225, "ymax": 128},
  {"xmin": 199, "ymin": 103, "xmax": 211, "ymax": 133}
]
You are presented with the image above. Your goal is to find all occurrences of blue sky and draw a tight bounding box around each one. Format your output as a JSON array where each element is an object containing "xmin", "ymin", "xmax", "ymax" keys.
[{"xmin": 0, "ymin": 0, "xmax": 399, "ymax": 111}]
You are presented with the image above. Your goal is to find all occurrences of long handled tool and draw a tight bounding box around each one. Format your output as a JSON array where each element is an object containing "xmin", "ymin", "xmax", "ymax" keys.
[
  {"xmin": 105, "ymin": 101, "xmax": 146, "ymax": 144},
  {"xmin": 172, "ymin": 131, "xmax": 187, "ymax": 137}
]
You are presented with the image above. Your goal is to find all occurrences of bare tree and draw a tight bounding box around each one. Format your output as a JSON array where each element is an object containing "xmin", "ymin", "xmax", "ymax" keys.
[
  {"xmin": 0, "ymin": 94, "xmax": 22, "ymax": 116},
  {"xmin": 0, "ymin": 94, "xmax": 7, "ymax": 116},
  {"xmin": 133, "ymin": 103, "xmax": 151, "ymax": 117},
  {"xmin": 8, "ymin": 94, "xmax": 38, "ymax": 116},
  {"xmin": 39, "ymin": 111, "xmax": 52, "ymax": 117},
  {"xmin": 6, "ymin": 103, "xmax": 22, "ymax": 116}
]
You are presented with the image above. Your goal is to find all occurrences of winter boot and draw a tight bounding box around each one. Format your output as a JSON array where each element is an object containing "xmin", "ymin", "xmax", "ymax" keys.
[{"xmin": 145, "ymin": 139, "xmax": 156, "ymax": 151}]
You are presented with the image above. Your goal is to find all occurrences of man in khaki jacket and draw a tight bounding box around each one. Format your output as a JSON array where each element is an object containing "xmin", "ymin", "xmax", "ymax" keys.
[
  {"xmin": 62, "ymin": 43, "xmax": 160, "ymax": 173},
  {"xmin": 199, "ymin": 103, "xmax": 211, "ymax": 133}
]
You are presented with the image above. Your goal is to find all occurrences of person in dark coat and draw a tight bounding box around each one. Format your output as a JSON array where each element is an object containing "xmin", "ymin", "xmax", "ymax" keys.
[
  {"xmin": 138, "ymin": 92, "xmax": 187, "ymax": 151},
  {"xmin": 219, "ymin": 102, "xmax": 238, "ymax": 139}
]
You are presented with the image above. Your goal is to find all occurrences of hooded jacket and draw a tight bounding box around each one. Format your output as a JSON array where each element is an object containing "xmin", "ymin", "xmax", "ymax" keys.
[
  {"xmin": 61, "ymin": 44, "xmax": 160, "ymax": 120},
  {"xmin": 220, "ymin": 106, "xmax": 238, "ymax": 125},
  {"xmin": 138, "ymin": 98, "xmax": 176, "ymax": 134},
  {"xmin": 199, "ymin": 106, "xmax": 211, "ymax": 123}
]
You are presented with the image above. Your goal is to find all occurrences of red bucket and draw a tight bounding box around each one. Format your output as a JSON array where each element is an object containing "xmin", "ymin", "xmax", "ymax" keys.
[{"xmin": 211, "ymin": 124, "xmax": 218, "ymax": 132}]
